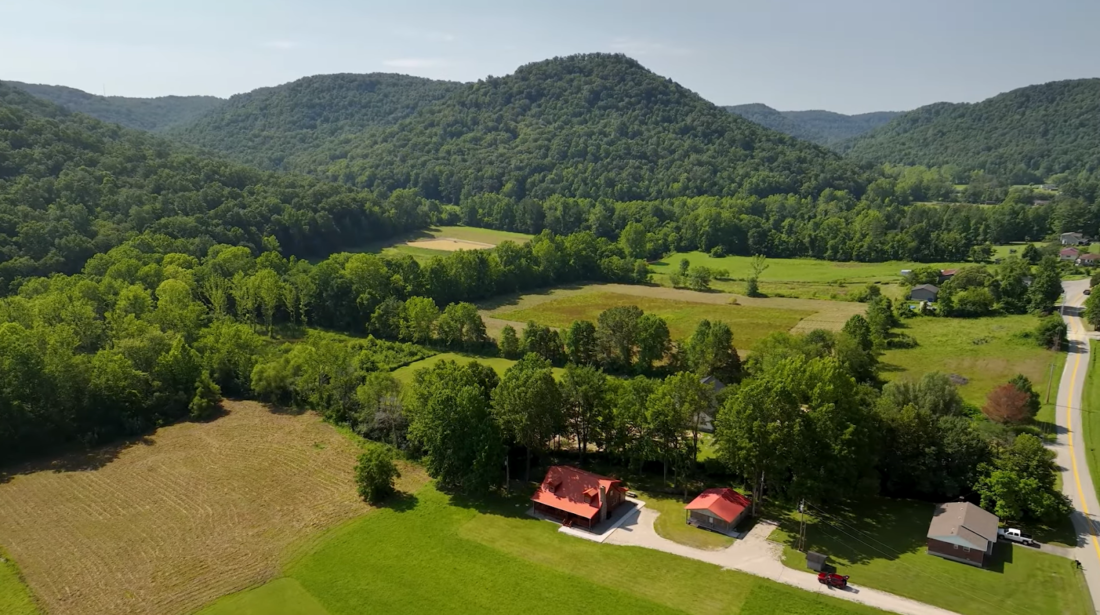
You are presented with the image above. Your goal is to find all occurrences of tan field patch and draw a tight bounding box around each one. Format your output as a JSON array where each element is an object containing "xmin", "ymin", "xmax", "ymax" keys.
[
  {"xmin": 401, "ymin": 238, "xmax": 496, "ymax": 251},
  {"xmin": 0, "ymin": 401, "xmax": 419, "ymax": 615}
]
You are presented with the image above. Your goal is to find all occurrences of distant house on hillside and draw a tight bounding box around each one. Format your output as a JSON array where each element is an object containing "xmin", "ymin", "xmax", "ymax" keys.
[
  {"xmin": 696, "ymin": 376, "xmax": 726, "ymax": 433},
  {"xmin": 684, "ymin": 488, "xmax": 752, "ymax": 535},
  {"xmin": 926, "ymin": 502, "xmax": 998, "ymax": 567},
  {"xmin": 1062, "ymin": 232, "xmax": 1089, "ymax": 246},
  {"xmin": 1077, "ymin": 254, "xmax": 1100, "ymax": 267},
  {"xmin": 1033, "ymin": 199, "xmax": 1051, "ymax": 207},
  {"xmin": 1060, "ymin": 247, "xmax": 1080, "ymax": 261},
  {"xmin": 910, "ymin": 284, "xmax": 939, "ymax": 302},
  {"xmin": 531, "ymin": 466, "xmax": 627, "ymax": 529},
  {"xmin": 938, "ymin": 269, "xmax": 957, "ymax": 283}
]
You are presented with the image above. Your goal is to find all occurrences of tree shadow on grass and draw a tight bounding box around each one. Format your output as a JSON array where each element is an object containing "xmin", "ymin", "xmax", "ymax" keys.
[
  {"xmin": 381, "ymin": 490, "xmax": 419, "ymax": 513},
  {"xmin": 448, "ymin": 487, "xmax": 537, "ymax": 520},
  {"xmin": 779, "ymin": 498, "xmax": 934, "ymax": 568},
  {"xmin": 474, "ymin": 282, "xmax": 592, "ymax": 312},
  {"xmin": 877, "ymin": 362, "xmax": 906, "ymax": 374},
  {"xmin": 0, "ymin": 434, "xmax": 155, "ymax": 485}
]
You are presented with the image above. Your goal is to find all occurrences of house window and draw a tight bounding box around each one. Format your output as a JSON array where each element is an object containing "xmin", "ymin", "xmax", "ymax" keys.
[
  {"xmin": 962, "ymin": 546, "xmax": 970, "ymax": 553},
  {"xmin": 953, "ymin": 544, "xmax": 959, "ymax": 550}
]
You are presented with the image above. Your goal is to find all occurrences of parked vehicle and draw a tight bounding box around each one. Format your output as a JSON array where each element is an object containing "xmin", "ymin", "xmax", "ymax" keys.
[
  {"xmin": 1085, "ymin": 288, "xmax": 1092, "ymax": 295},
  {"xmin": 998, "ymin": 528, "xmax": 1035, "ymax": 546},
  {"xmin": 817, "ymin": 572, "xmax": 849, "ymax": 589}
]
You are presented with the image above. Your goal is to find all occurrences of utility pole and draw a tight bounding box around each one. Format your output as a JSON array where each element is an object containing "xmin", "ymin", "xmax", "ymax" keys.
[
  {"xmin": 797, "ymin": 499, "xmax": 807, "ymax": 552},
  {"xmin": 1045, "ymin": 359, "xmax": 1056, "ymax": 404}
]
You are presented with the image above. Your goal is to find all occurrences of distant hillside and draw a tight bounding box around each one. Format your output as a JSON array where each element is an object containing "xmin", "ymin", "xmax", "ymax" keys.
[
  {"xmin": 169, "ymin": 73, "xmax": 464, "ymax": 170},
  {"xmin": 724, "ymin": 104, "xmax": 900, "ymax": 147},
  {"xmin": 841, "ymin": 79, "xmax": 1100, "ymax": 180},
  {"xmin": 321, "ymin": 54, "xmax": 867, "ymax": 202},
  {"xmin": 2, "ymin": 81, "xmax": 224, "ymax": 131}
]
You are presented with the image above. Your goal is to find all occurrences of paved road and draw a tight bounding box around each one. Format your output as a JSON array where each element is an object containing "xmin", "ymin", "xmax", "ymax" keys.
[
  {"xmin": 608, "ymin": 507, "xmax": 958, "ymax": 615},
  {"xmin": 1053, "ymin": 278, "xmax": 1100, "ymax": 612}
]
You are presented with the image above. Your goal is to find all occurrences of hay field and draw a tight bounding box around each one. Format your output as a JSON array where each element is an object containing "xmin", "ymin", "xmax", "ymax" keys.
[
  {"xmin": 401, "ymin": 238, "xmax": 495, "ymax": 252},
  {"xmin": 0, "ymin": 401, "xmax": 405, "ymax": 615}
]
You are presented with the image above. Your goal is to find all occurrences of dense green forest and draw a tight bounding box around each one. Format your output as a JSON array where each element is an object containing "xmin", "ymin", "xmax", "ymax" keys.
[
  {"xmin": 3, "ymin": 81, "xmax": 224, "ymax": 132},
  {"xmin": 842, "ymin": 79, "xmax": 1100, "ymax": 182},
  {"xmin": 318, "ymin": 54, "xmax": 869, "ymax": 202},
  {"xmin": 0, "ymin": 81, "xmax": 431, "ymax": 290},
  {"xmin": 168, "ymin": 73, "xmax": 464, "ymax": 170},
  {"xmin": 724, "ymin": 104, "xmax": 900, "ymax": 147}
]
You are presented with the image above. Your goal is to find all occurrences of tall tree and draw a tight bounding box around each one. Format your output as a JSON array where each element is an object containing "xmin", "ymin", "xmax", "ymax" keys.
[
  {"xmin": 682, "ymin": 319, "xmax": 743, "ymax": 384},
  {"xmin": 492, "ymin": 354, "xmax": 563, "ymax": 481},
  {"xmin": 560, "ymin": 363, "xmax": 609, "ymax": 466}
]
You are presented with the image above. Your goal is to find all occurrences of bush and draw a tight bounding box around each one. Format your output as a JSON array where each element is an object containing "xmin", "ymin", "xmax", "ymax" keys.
[
  {"xmin": 886, "ymin": 333, "xmax": 919, "ymax": 349},
  {"xmin": 188, "ymin": 371, "xmax": 222, "ymax": 420},
  {"xmin": 1034, "ymin": 316, "xmax": 1067, "ymax": 349},
  {"xmin": 745, "ymin": 277, "xmax": 761, "ymax": 297},
  {"xmin": 355, "ymin": 444, "xmax": 401, "ymax": 504}
]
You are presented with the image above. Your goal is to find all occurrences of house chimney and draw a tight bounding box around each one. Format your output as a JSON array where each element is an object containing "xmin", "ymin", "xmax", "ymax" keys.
[{"xmin": 599, "ymin": 485, "xmax": 608, "ymax": 523}]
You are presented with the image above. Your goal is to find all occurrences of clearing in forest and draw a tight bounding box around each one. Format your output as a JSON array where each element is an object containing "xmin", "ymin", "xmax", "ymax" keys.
[{"xmin": 0, "ymin": 401, "xmax": 422, "ymax": 615}]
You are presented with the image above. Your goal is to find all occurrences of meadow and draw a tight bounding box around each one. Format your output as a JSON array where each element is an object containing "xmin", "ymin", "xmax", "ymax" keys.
[
  {"xmin": 333, "ymin": 226, "xmax": 533, "ymax": 262},
  {"xmin": 1083, "ymin": 341, "xmax": 1100, "ymax": 505},
  {"xmin": 390, "ymin": 352, "xmax": 565, "ymax": 384},
  {"xmin": 0, "ymin": 549, "xmax": 38, "ymax": 615},
  {"xmin": 770, "ymin": 498, "xmax": 1090, "ymax": 615},
  {"xmin": 0, "ymin": 401, "xmax": 422, "ymax": 615},
  {"xmin": 199, "ymin": 485, "xmax": 889, "ymax": 615}
]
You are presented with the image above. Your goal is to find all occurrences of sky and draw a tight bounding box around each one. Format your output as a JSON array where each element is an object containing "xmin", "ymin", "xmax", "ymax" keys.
[{"xmin": 1, "ymin": 0, "xmax": 1098, "ymax": 114}]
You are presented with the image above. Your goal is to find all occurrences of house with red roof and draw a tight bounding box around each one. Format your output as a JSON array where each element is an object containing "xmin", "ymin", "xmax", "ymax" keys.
[
  {"xmin": 684, "ymin": 488, "xmax": 751, "ymax": 535},
  {"xmin": 531, "ymin": 466, "xmax": 627, "ymax": 529}
]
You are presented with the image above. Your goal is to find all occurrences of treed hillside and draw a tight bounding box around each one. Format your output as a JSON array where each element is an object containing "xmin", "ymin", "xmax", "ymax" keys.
[
  {"xmin": 724, "ymin": 103, "xmax": 900, "ymax": 147},
  {"xmin": 842, "ymin": 78, "xmax": 1100, "ymax": 181},
  {"xmin": 0, "ymin": 82, "xmax": 429, "ymax": 290},
  {"xmin": 169, "ymin": 73, "xmax": 464, "ymax": 170},
  {"xmin": 320, "ymin": 54, "xmax": 869, "ymax": 202},
  {"xmin": 3, "ymin": 80, "xmax": 224, "ymax": 132}
]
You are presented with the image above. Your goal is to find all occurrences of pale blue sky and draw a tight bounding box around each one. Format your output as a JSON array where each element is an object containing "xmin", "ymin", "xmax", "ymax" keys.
[{"xmin": 2, "ymin": 0, "xmax": 1098, "ymax": 113}]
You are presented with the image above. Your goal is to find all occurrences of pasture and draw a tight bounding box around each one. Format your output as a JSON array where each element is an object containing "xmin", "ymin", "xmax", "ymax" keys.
[
  {"xmin": 348, "ymin": 226, "xmax": 533, "ymax": 262},
  {"xmin": 770, "ymin": 497, "xmax": 1090, "ymax": 615},
  {"xmin": 198, "ymin": 485, "xmax": 889, "ymax": 615},
  {"xmin": 390, "ymin": 352, "xmax": 565, "ymax": 384},
  {"xmin": 880, "ymin": 315, "xmax": 1064, "ymax": 415},
  {"xmin": 0, "ymin": 401, "xmax": 426, "ymax": 615},
  {"xmin": 486, "ymin": 283, "xmax": 866, "ymax": 349}
]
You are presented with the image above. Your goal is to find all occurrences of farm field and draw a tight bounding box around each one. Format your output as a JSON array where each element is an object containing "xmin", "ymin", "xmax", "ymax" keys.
[
  {"xmin": 390, "ymin": 352, "xmax": 565, "ymax": 384},
  {"xmin": 485, "ymin": 283, "xmax": 866, "ymax": 348},
  {"xmin": 880, "ymin": 315, "xmax": 1064, "ymax": 411},
  {"xmin": 0, "ymin": 401, "xmax": 429, "ymax": 615},
  {"xmin": 770, "ymin": 497, "xmax": 1090, "ymax": 615},
  {"xmin": 651, "ymin": 252, "xmax": 969, "ymax": 284},
  {"xmin": 199, "ymin": 485, "xmax": 889, "ymax": 615},
  {"xmin": 345, "ymin": 226, "xmax": 533, "ymax": 262}
]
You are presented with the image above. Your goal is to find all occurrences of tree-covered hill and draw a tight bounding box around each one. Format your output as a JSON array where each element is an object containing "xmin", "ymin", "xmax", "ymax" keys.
[
  {"xmin": 3, "ymin": 80, "xmax": 224, "ymax": 132},
  {"xmin": 0, "ymin": 82, "xmax": 429, "ymax": 290},
  {"xmin": 724, "ymin": 104, "xmax": 899, "ymax": 147},
  {"xmin": 168, "ymin": 73, "xmax": 465, "ymax": 170},
  {"xmin": 841, "ymin": 79, "xmax": 1100, "ymax": 181},
  {"xmin": 319, "ymin": 54, "xmax": 869, "ymax": 203}
]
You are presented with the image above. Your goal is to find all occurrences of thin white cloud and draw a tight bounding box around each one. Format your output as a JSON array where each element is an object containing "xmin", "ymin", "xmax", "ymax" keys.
[
  {"xmin": 394, "ymin": 27, "xmax": 456, "ymax": 43},
  {"xmin": 608, "ymin": 37, "xmax": 693, "ymax": 57},
  {"xmin": 383, "ymin": 58, "xmax": 451, "ymax": 69},
  {"xmin": 263, "ymin": 40, "xmax": 299, "ymax": 50}
]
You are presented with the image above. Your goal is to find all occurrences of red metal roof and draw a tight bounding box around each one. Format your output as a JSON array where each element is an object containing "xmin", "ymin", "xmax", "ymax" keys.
[
  {"xmin": 531, "ymin": 466, "xmax": 624, "ymax": 519},
  {"xmin": 684, "ymin": 488, "xmax": 751, "ymax": 524},
  {"xmin": 1061, "ymin": 247, "xmax": 1080, "ymax": 255}
]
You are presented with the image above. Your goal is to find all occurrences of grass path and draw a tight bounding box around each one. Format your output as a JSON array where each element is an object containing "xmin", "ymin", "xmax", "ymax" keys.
[{"xmin": 0, "ymin": 550, "xmax": 38, "ymax": 615}]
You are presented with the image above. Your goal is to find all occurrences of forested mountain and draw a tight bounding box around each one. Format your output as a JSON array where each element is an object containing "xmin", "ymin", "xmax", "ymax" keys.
[
  {"xmin": 0, "ymin": 81, "xmax": 430, "ymax": 290},
  {"xmin": 168, "ymin": 73, "xmax": 464, "ymax": 170},
  {"xmin": 3, "ymin": 81, "xmax": 224, "ymax": 132},
  {"xmin": 724, "ymin": 104, "xmax": 900, "ymax": 147},
  {"xmin": 842, "ymin": 79, "xmax": 1100, "ymax": 181},
  {"xmin": 319, "ymin": 54, "xmax": 869, "ymax": 202}
]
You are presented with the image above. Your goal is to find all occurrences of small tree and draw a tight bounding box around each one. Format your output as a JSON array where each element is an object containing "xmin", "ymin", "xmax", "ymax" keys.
[
  {"xmin": 499, "ymin": 325, "xmax": 521, "ymax": 359},
  {"xmin": 1035, "ymin": 316, "xmax": 1067, "ymax": 349},
  {"xmin": 982, "ymin": 383, "xmax": 1031, "ymax": 424},
  {"xmin": 189, "ymin": 371, "xmax": 222, "ymax": 420},
  {"xmin": 745, "ymin": 277, "xmax": 761, "ymax": 298},
  {"xmin": 355, "ymin": 444, "xmax": 400, "ymax": 504},
  {"xmin": 1008, "ymin": 374, "xmax": 1041, "ymax": 419}
]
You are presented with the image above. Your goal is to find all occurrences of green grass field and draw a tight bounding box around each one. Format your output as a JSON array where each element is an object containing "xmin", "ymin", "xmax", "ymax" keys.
[
  {"xmin": 495, "ymin": 290, "xmax": 812, "ymax": 349},
  {"xmin": 390, "ymin": 352, "xmax": 565, "ymax": 384},
  {"xmin": 880, "ymin": 315, "xmax": 1064, "ymax": 411},
  {"xmin": 199, "ymin": 485, "xmax": 888, "ymax": 615},
  {"xmin": 1083, "ymin": 341, "xmax": 1100, "ymax": 506},
  {"xmin": 328, "ymin": 226, "xmax": 535, "ymax": 263},
  {"xmin": 651, "ymin": 252, "xmax": 968, "ymax": 285},
  {"xmin": 770, "ymin": 498, "xmax": 1091, "ymax": 615},
  {"xmin": 0, "ymin": 550, "xmax": 39, "ymax": 615}
]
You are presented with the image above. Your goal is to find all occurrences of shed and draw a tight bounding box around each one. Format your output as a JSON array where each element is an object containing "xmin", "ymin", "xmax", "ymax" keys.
[
  {"xmin": 926, "ymin": 502, "xmax": 999, "ymax": 567},
  {"xmin": 685, "ymin": 488, "xmax": 751, "ymax": 535},
  {"xmin": 909, "ymin": 284, "xmax": 939, "ymax": 302},
  {"xmin": 806, "ymin": 551, "xmax": 828, "ymax": 572}
]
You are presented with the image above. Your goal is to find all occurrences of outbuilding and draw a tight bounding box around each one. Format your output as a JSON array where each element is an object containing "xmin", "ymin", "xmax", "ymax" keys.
[
  {"xmin": 1062, "ymin": 231, "xmax": 1089, "ymax": 246},
  {"xmin": 684, "ymin": 488, "xmax": 751, "ymax": 535},
  {"xmin": 926, "ymin": 502, "xmax": 999, "ymax": 567},
  {"xmin": 909, "ymin": 284, "xmax": 939, "ymax": 302}
]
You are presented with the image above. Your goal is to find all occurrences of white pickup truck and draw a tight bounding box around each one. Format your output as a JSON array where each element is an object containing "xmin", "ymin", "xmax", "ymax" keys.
[{"xmin": 998, "ymin": 528, "xmax": 1035, "ymax": 546}]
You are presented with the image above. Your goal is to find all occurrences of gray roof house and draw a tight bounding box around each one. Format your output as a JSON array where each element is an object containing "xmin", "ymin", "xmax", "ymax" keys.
[
  {"xmin": 1062, "ymin": 231, "xmax": 1089, "ymax": 246},
  {"xmin": 926, "ymin": 502, "xmax": 999, "ymax": 567},
  {"xmin": 909, "ymin": 284, "xmax": 939, "ymax": 303}
]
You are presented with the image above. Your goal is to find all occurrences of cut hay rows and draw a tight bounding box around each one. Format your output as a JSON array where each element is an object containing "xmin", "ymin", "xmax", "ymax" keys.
[
  {"xmin": 0, "ymin": 401, "xmax": 370, "ymax": 615},
  {"xmin": 401, "ymin": 238, "xmax": 496, "ymax": 251}
]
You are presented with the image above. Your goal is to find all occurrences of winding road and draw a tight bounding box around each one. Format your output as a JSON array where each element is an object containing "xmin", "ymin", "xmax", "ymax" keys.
[{"xmin": 1053, "ymin": 278, "xmax": 1100, "ymax": 611}]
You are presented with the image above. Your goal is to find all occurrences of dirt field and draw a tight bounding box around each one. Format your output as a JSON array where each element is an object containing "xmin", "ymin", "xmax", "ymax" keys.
[
  {"xmin": 0, "ymin": 401, "xmax": 419, "ymax": 615},
  {"xmin": 401, "ymin": 238, "xmax": 496, "ymax": 251}
]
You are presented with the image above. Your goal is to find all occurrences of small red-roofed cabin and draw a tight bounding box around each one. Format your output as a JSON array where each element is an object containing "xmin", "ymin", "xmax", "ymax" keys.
[
  {"xmin": 531, "ymin": 466, "xmax": 627, "ymax": 528},
  {"xmin": 685, "ymin": 488, "xmax": 751, "ymax": 534}
]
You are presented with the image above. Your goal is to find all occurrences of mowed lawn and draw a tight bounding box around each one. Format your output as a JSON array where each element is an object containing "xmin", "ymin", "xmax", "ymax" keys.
[
  {"xmin": 1083, "ymin": 341, "xmax": 1100, "ymax": 506},
  {"xmin": 0, "ymin": 550, "xmax": 38, "ymax": 615},
  {"xmin": 644, "ymin": 494, "xmax": 735, "ymax": 550},
  {"xmin": 390, "ymin": 352, "xmax": 565, "ymax": 384},
  {"xmin": 880, "ymin": 315, "xmax": 1065, "ymax": 411},
  {"xmin": 494, "ymin": 290, "xmax": 812, "ymax": 349},
  {"xmin": 200, "ymin": 486, "xmax": 889, "ymax": 615},
  {"xmin": 770, "ymin": 498, "xmax": 1090, "ymax": 615}
]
